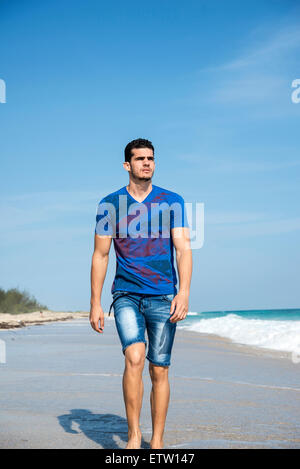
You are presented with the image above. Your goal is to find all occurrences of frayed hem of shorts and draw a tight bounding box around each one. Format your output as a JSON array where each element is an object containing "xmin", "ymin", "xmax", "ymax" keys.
[
  {"xmin": 122, "ymin": 340, "xmax": 147, "ymax": 355},
  {"xmin": 146, "ymin": 356, "xmax": 170, "ymax": 367}
]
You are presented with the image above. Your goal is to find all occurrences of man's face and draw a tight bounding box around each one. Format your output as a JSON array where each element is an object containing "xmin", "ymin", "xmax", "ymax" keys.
[{"xmin": 124, "ymin": 147, "xmax": 155, "ymax": 181}]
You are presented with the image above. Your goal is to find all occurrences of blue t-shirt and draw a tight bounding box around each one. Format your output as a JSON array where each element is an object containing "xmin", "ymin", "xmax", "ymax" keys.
[{"xmin": 95, "ymin": 184, "xmax": 189, "ymax": 295}]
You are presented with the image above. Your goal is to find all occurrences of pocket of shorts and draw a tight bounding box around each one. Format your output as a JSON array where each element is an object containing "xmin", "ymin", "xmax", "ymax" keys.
[{"xmin": 162, "ymin": 294, "xmax": 174, "ymax": 302}]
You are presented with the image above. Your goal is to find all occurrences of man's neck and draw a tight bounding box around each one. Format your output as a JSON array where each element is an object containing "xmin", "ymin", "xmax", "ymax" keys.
[{"xmin": 126, "ymin": 181, "xmax": 153, "ymax": 201}]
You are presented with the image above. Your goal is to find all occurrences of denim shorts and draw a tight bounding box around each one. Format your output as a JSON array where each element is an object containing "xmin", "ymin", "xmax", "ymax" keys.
[{"xmin": 109, "ymin": 291, "xmax": 177, "ymax": 367}]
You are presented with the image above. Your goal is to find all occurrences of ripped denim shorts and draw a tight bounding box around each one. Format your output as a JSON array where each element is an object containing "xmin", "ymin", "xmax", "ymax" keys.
[{"xmin": 109, "ymin": 291, "xmax": 177, "ymax": 367}]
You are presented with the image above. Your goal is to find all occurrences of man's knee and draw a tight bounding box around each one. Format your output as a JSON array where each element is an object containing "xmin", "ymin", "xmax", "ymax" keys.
[
  {"xmin": 125, "ymin": 342, "xmax": 146, "ymax": 369},
  {"xmin": 149, "ymin": 363, "xmax": 169, "ymax": 382}
]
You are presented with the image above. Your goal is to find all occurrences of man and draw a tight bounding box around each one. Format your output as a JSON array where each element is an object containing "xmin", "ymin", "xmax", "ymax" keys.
[{"xmin": 90, "ymin": 138, "xmax": 192, "ymax": 449}]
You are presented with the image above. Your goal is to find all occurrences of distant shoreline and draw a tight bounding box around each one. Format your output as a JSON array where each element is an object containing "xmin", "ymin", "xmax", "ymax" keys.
[{"xmin": 0, "ymin": 310, "xmax": 107, "ymax": 329}]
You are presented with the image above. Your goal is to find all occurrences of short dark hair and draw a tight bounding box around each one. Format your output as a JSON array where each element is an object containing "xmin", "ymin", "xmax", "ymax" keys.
[{"xmin": 124, "ymin": 138, "xmax": 154, "ymax": 163}]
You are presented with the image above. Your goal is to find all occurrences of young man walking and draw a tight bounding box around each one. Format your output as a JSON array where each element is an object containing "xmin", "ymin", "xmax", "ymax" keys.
[{"xmin": 90, "ymin": 138, "xmax": 192, "ymax": 449}]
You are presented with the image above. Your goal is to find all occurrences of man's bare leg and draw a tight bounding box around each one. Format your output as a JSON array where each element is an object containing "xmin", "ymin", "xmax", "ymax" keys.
[
  {"xmin": 149, "ymin": 363, "xmax": 170, "ymax": 449},
  {"xmin": 122, "ymin": 342, "xmax": 145, "ymax": 449}
]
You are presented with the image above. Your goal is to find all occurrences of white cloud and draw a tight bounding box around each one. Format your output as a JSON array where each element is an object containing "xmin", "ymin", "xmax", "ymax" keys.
[
  {"xmin": 201, "ymin": 24, "xmax": 300, "ymax": 73},
  {"xmin": 175, "ymin": 154, "xmax": 300, "ymax": 173},
  {"xmin": 197, "ymin": 23, "xmax": 300, "ymax": 106},
  {"xmin": 208, "ymin": 215, "xmax": 300, "ymax": 238},
  {"xmin": 0, "ymin": 189, "xmax": 111, "ymax": 230},
  {"xmin": 206, "ymin": 211, "xmax": 266, "ymax": 225}
]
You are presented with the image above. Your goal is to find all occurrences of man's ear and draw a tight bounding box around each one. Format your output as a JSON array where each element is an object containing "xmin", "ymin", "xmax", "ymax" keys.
[{"xmin": 123, "ymin": 162, "xmax": 130, "ymax": 172}]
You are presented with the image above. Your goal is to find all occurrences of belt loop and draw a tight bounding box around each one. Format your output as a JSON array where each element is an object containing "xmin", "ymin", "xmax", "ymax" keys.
[{"xmin": 138, "ymin": 294, "xmax": 147, "ymax": 313}]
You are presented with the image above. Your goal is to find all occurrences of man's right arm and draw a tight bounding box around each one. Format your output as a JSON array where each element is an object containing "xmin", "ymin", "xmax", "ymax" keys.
[{"xmin": 90, "ymin": 233, "xmax": 112, "ymax": 333}]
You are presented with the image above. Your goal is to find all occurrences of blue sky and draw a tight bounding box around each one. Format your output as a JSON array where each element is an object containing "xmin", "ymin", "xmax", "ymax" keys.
[{"xmin": 0, "ymin": 0, "xmax": 299, "ymax": 312}]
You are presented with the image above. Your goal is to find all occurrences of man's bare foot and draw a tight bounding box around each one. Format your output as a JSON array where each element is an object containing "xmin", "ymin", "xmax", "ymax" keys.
[
  {"xmin": 150, "ymin": 438, "xmax": 163, "ymax": 449},
  {"xmin": 126, "ymin": 430, "xmax": 142, "ymax": 449}
]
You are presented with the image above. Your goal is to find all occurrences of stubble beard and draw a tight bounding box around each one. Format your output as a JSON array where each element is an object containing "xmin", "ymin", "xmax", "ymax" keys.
[{"xmin": 131, "ymin": 167, "xmax": 153, "ymax": 182}]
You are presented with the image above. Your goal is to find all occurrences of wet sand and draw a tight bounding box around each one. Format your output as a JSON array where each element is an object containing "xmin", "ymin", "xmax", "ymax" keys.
[{"xmin": 0, "ymin": 317, "xmax": 299, "ymax": 449}]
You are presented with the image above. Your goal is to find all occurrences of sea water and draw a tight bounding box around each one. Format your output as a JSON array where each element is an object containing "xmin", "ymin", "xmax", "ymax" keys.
[{"xmin": 178, "ymin": 308, "xmax": 300, "ymax": 355}]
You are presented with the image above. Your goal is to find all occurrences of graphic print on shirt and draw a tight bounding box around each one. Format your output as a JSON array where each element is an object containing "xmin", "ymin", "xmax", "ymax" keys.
[{"xmin": 95, "ymin": 185, "xmax": 189, "ymax": 295}]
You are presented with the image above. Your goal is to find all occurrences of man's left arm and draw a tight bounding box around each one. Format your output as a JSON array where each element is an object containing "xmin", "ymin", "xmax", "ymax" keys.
[{"xmin": 170, "ymin": 226, "xmax": 193, "ymax": 323}]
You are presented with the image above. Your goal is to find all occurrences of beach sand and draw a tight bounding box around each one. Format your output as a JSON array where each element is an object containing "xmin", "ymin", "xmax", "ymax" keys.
[{"xmin": 0, "ymin": 316, "xmax": 299, "ymax": 449}]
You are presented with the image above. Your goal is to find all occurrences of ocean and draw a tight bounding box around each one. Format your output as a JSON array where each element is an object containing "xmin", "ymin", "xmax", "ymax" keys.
[{"xmin": 178, "ymin": 308, "xmax": 300, "ymax": 355}]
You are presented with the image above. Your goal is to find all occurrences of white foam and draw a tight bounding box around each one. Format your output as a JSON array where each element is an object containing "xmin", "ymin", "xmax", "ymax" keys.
[{"xmin": 180, "ymin": 314, "xmax": 300, "ymax": 355}]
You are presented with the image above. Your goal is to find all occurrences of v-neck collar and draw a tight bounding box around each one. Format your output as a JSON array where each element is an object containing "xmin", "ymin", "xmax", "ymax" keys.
[{"xmin": 125, "ymin": 185, "xmax": 155, "ymax": 204}]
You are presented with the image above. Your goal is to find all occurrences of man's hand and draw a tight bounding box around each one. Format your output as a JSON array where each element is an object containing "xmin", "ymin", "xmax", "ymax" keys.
[
  {"xmin": 89, "ymin": 304, "xmax": 105, "ymax": 333},
  {"xmin": 169, "ymin": 291, "xmax": 189, "ymax": 323}
]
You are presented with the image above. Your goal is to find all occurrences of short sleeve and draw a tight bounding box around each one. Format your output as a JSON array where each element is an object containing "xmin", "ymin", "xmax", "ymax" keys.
[
  {"xmin": 170, "ymin": 195, "xmax": 189, "ymax": 229},
  {"xmin": 95, "ymin": 198, "xmax": 115, "ymax": 236}
]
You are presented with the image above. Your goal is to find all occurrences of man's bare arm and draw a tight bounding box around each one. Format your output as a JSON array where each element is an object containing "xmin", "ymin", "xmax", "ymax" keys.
[
  {"xmin": 169, "ymin": 227, "xmax": 193, "ymax": 323},
  {"xmin": 90, "ymin": 234, "xmax": 112, "ymax": 333}
]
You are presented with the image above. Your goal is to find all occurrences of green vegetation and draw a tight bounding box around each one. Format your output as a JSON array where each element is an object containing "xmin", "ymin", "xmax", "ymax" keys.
[{"xmin": 0, "ymin": 287, "xmax": 48, "ymax": 314}]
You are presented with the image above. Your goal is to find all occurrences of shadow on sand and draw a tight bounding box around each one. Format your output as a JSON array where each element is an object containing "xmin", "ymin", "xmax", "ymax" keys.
[{"xmin": 58, "ymin": 409, "xmax": 150, "ymax": 449}]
